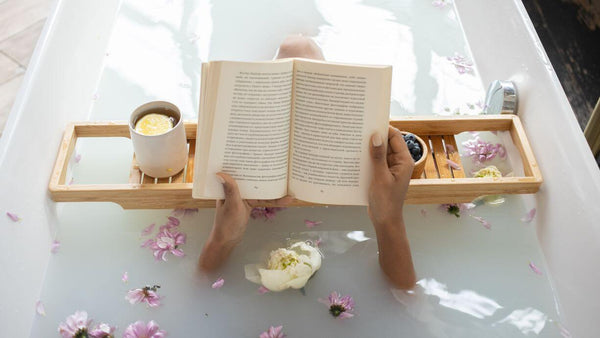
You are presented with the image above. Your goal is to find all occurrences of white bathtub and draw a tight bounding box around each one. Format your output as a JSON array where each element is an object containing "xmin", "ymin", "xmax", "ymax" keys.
[{"xmin": 1, "ymin": 0, "xmax": 599, "ymax": 337}]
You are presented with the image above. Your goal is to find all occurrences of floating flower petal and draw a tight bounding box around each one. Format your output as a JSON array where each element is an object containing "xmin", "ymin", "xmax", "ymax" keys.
[
  {"xmin": 6, "ymin": 212, "xmax": 20, "ymax": 222},
  {"xmin": 470, "ymin": 215, "xmax": 491, "ymax": 230},
  {"xmin": 521, "ymin": 208, "xmax": 537, "ymax": 223},
  {"xmin": 212, "ymin": 277, "xmax": 224, "ymax": 289},
  {"xmin": 258, "ymin": 286, "xmax": 270, "ymax": 295},
  {"xmin": 446, "ymin": 159, "xmax": 461, "ymax": 170},
  {"xmin": 420, "ymin": 209, "xmax": 427, "ymax": 217},
  {"xmin": 145, "ymin": 227, "xmax": 186, "ymax": 261},
  {"xmin": 529, "ymin": 262, "xmax": 543, "ymax": 275},
  {"xmin": 260, "ymin": 325, "xmax": 286, "ymax": 338},
  {"xmin": 74, "ymin": 154, "xmax": 82, "ymax": 163},
  {"xmin": 35, "ymin": 300, "xmax": 46, "ymax": 316},
  {"xmin": 462, "ymin": 137, "xmax": 507, "ymax": 165},
  {"xmin": 51, "ymin": 240, "xmax": 61, "ymax": 253},
  {"xmin": 319, "ymin": 291, "xmax": 355, "ymax": 319},
  {"xmin": 304, "ymin": 219, "xmax": 323, "ymax": 228},
  {"xmin": 126, "ymin": 285, "xmax": 161, "ymax": 307},
  {"xmin": 123, "ymin": 320, "xmax": 166, "ymax": 338},
  {"xmin": 122, "ymin": 272, "xmax": 129, "ymax": 283},
  {"xmin": 141, "ymin": 223, "xmax": 155, "ymax": 237}
]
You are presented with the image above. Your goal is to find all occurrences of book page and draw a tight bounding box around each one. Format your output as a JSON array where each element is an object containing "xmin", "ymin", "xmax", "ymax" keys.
[
  {"xmin": 192, "ymin": 59, "xmax": 294, "ymax": 199},
  {"xmin": 289, "ymin": 59, "xmax": 392, "ymax": 205}
]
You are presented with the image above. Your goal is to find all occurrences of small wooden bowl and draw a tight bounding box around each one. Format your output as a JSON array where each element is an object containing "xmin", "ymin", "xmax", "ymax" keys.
[{"xmin": 401, "ymin": 132, "xmax": 428, "ymax": 179}]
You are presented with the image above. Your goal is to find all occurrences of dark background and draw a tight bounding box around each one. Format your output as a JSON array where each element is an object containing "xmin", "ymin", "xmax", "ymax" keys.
[{"xmin": 522, "ymin": 0, "xmax": 600, "ymax": 130}]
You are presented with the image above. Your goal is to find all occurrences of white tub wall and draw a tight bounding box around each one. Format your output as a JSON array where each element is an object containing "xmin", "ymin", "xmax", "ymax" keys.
[
  {"xmin": 0, "ymin": 1, "xmax": 122, "ymax": 337},
  {"xmin": 456, "ymin": 0, "xmax": 600, "ymax": 337}
]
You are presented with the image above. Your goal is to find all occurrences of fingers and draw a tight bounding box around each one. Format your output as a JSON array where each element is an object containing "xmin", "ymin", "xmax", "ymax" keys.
[
  {"xmin": 216, "ymin": 172, "xmax": 241, "ymax": 202},
  {"xmin": 370, "ymin": 132, "xmax": 391, "ymax": 179},
  {"xmin": 387, "ymin": 127, "xmax": 415, "ymax": 178}
]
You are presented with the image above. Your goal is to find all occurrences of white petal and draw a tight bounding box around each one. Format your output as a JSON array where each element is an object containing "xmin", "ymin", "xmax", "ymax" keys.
[
  {"xmin": 244, "ymin": 264, "xmax": 262, "ymax": 284},
  {"xmin": 258, "ymin": 269, "xmax": 294, "ymax": 292},
  {"xmin": 285, "ymin": 275, "xmax": 311, "ymax": 289}
]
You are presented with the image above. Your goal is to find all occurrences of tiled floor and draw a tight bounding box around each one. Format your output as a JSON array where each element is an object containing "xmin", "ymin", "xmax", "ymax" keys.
[{"xmin": 0, "ymin": 0, "xmax": 54, "ymax": 136}]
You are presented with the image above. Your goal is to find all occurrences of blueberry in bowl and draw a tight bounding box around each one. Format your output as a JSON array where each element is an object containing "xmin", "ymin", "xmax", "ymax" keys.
[{"xmin": 400, "ymin": 132, "xmax": 428, "ymax": 179}]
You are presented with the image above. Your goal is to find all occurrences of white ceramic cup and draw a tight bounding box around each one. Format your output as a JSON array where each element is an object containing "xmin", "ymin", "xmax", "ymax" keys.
[{"xmin": 129, "ymin": 101, "xmax": 188, "ymax": 178}]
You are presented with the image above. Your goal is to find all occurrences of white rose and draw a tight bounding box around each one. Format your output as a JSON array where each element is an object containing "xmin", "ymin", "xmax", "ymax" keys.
[{"xmin": 245, "ymin": 241, "xmax": 322, "ymax": 292}]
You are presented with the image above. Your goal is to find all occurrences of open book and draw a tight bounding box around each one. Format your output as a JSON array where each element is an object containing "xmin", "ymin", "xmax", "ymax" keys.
[{"xmin": 192, "ymin": 58, "xmax": 392, "ymax": 205}]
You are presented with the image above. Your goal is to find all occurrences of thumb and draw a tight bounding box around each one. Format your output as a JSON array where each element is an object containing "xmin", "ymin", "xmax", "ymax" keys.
[
  {"xmin": 216, "ymin": 172, "xmax": 241, "ymax": 201},
  {"xmin": 369, "ymin": 132, "xmax": 390, "ymax": 179}
]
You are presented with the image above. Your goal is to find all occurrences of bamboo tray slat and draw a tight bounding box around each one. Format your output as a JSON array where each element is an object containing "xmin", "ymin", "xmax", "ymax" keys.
[{"xmin": 48, "ymin": 115, "xmax": 542, "ymax": 209}]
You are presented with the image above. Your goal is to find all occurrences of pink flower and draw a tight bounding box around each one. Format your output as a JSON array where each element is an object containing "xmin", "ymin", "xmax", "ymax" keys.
[
  {"xmin": 250, "ymin": 207, "xmax": 286, "ymax": 221},
  {"xmin": 521, "ymin": 208, "xmax": 536, "ymax": 223},
  {"xmin": 462, "ymin": 137, "xmax": 507, "ymax": 165},
  {"xmin": 258, "ymin": 286, "xmax": 270, "ymax": 295},
  {"xmin": 35, "ymin": 300, "xmax": 46, "ymax": 316},
  {"xmin": 446, "ymin": 53, "xmax": 473, "ymax": 74},
  {"xmin": 51, "ymin": 240, "xmax": 61, "ymax": 253},
  {"xmin": 6, "ymin": 212, "xmax": 20, "ymax": 222},
  {"xmin": 319, "ymin": 291, "xmax": 355, "ymax": 319},
  {"xmin": 58, "ymin": 311, "xmax": 92, "ymax": 338},
  {"xmin": 171, "ymin": 208, "xmax": 198, "ymax": 218},
  {"xmin": 123, "ymin": 320, "xmax": 166, "ymax": 338},
  {"xmin": 439, "ymin": 203, "xmax": 475, "ymax": 217},
  {"xmin": 126, "ymin": 285, "xmax": 161, "ymax": 307},
  {"xmin": 304, "ymin": 219, "xmax": 323, "ymax": 228},
  {"xmin": 89, "ymin": 323, "xmax": 115, "ymax": 338},
  {"xmin": 146, "ymin": 228, "xmax": 186, "ymax": 261},
  {"xmin": 259, "ymin": 325, "xmax": 286, "ymax": 338},
  {"xmin": 212, "ymin": 277, "xmax": 224, "ymax": 289}
]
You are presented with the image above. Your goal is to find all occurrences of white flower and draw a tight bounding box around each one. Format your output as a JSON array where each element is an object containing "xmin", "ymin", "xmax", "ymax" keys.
[{"xmin": 245, "ymin": 242, "xmax": 322, "ymax": 292}]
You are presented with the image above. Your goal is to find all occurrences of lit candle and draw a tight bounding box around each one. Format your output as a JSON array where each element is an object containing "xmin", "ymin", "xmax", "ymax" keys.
[{"xmin": 135, "ymin": 113, "xmax": 175, "ymax": 136}]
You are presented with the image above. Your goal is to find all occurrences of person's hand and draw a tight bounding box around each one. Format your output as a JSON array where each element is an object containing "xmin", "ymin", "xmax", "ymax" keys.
[
  {"xmin": 367, "ymin": 127, "xmax": 417, "ymax": 289},
  {"xmin": 367, "ymin": 127, "xmax": 414, "ymax": 228},
  {"xmin": 199, "ymin": 172, "xmax": 293, "ymax": 271}
]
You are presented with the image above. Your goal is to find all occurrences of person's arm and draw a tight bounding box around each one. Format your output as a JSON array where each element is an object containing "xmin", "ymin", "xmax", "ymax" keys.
[
  {"xmin": 367, "ymin": 127, "xmax": 417, "ymax": 289},
  {"xmin": 199, "ymin": 173, "xmax": 293, "ymax": 271}
]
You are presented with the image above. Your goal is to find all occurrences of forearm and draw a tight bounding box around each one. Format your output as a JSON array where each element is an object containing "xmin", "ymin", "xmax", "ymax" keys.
[
  {"xmin": 198, "ymin": 228, "xmax": 239, "ymax": 272},
  {"xmin": 373, "ymin": 217, "xmax": 417, "ymax": 289}
]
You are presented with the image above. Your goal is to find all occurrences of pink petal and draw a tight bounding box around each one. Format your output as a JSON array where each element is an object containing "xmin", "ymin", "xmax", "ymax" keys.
[
  {"xmin": 51, "ymin": 240, "xmax": 61, "ymax": 253},
  {"xmin": 446, "ymin": 159, "xmax": 461, "ymax": 170},
  {"xmin": 315, "ymin": 238, "xmax": 323, "ymax": 247},
  {"xmin": 171, "ymin": 248, "xmax": 185, "ymax": 257},
  {"xmin": 338, "ymin": 312, "xmax": 354, "ymax": 319},
  {"xmin": 470, "ymin": 215, "xmax": 491, "ymax": 229},
  {"xmin": 521, "ymin": 208, "xmax": 536, "ymax": 223},
  {"xmin": 304, "ymin": 219, "xmax": 323, "ymax": 228},
  {"xmin": 68, "ymin": 177, "xmax": 74, "ymax": 185},
  {"xmin": 445, "ymin": 144, "xmax": 455, "ymax": 153},
  {"xmin": 420, "ymin": 209, "xmax": 427, "ymax": 217},
  {"xmin": 141, "ymin": 239, "xmax": 154, "ymax": 248},
  {"xmin": 6, "ymin": 212, "xmax": 19, "ymax": 222},
  {"xmin": 212, "ymin": 277, "xmax": 225, "ymax": 289},
  {"xmin": 74, "ymin": 154, "xmax": 82, "ymax": 163},
  {"xmin": 141, "ymin": 223, "xmax": 155, "ymax": 236},
  {"xmin": 529, "ymin": 262, "xmax": 543, "ymax": 275},
  {"xmin": 258, "ymin": 286, "xmax": 270, "ymax": 294},
  {"xmin": 35, "ymin": 300, "xmax": 46, "ymax": 316},
  {"xmin": 122, "ymin": 272, "xmax": 128, "ymax": 283}
]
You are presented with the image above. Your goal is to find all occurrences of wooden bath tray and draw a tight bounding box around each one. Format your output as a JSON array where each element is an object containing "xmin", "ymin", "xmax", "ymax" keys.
[{"xmin": 48, "ymin": 115, "xmax": 542, "ymax": 209}]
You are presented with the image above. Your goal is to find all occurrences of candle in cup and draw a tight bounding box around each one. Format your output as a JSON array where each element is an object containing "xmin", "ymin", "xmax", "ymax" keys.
[{"xmin": 135, "ymin": 113, "xmax": 175, "ymax": 136}]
